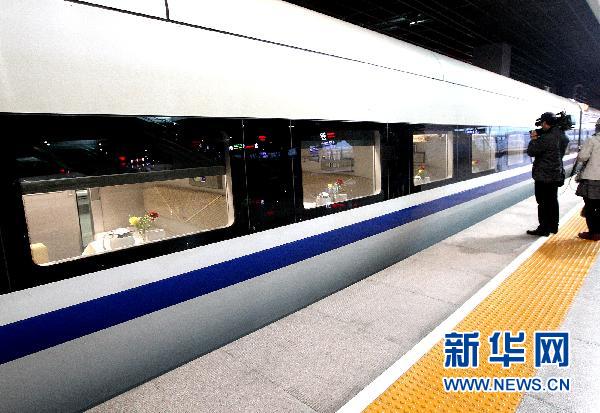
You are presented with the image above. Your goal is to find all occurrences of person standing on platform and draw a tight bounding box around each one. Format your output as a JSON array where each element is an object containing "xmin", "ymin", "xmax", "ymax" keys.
[
  {"xmin": 575, "ymin": 118, "xmax": 600, "ymax": 240},
  {"xmin": 526, "ymin": 112, "xmax": 569, "ymax": 236}
]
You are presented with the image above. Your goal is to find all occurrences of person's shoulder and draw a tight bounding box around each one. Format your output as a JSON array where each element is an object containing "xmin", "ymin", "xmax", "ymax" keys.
[{"xmin": 582, "ymin": 135, "xmax": 599, "ymax": 150}]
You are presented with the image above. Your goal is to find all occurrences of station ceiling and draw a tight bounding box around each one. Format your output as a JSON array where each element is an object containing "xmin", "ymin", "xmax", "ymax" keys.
[{"xmin": 284, "ymin": 0, "xmax": 600, "ymax": 109}]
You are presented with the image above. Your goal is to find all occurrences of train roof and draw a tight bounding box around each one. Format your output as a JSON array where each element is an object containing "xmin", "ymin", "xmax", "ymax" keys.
[{"xmin": 0, "ymin": 0, "xmax": 583, "ymax": 126}]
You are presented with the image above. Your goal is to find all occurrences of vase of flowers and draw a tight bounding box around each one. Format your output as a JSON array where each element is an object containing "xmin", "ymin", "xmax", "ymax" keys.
[
  {"xmin": 332, "ymin": 178, "xmax": 347, "ymax": 202},
  {"xmin": 129, "ymin": 210, "xmax": 159, "ymax": 241},
  {"xmin": 414, "ymin": 164, "xmax": 428, "ymax": 185}
]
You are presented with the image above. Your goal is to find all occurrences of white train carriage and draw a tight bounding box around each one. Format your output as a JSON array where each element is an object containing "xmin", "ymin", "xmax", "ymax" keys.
[{"xmin": 0, "ymin": 1, "xmax": 588, "ymax": 411}]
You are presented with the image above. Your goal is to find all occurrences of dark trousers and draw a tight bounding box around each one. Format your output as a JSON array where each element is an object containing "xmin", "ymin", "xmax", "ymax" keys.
[
  {"xmin": 534, "ymin": 181, "xmax": 559, "ymax": 232},
  {"xmin": 583, "ymin": 197, "xmax": 600, "ymax": 234}
]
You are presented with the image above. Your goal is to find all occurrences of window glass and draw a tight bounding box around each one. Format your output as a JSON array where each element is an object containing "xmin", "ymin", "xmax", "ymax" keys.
[
  {"xmin": 16, "ymin": 116, "xmax": 234, "ymax": 265},
  {"xmin": 492, "ymin": 127, "xmax": 534, "ymax": 170},
  {"xmin": 413, "ymin": 128, "xmax": 454, "ymax": 186},
  {"xmin": 490, "ymin": 127, "xmax": 509, "ymax": 171},
  {"xmin": 471, "ymin": 129, "xmax": 497, "ymax": 173},
  {"xmin": 506, "ymin": 130, "xmax": 530, "ymax": 166},
  {"xmin": 580, "ymin": 110, "xmax": 599, "ymax": 146},
  {"xmin": 298, "ymin": 123, "xmax": 381, "ymax": 208},
  {"xmin": 565, "ymin": 128, "xmax": 579, "ymax": 154}
]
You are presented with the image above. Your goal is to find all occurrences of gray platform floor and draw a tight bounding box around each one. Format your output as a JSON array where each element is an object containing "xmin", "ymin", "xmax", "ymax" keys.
[{"xmin": 90, "ymin": 185, "xmax": 591, "ymax": 413}]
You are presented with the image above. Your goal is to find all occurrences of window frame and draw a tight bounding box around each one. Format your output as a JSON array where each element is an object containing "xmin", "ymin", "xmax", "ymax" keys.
[
  {"xmin": 409, "ymin": 124, "xmax": 459, "ymax": 192},
  {"xmin": 0, "ymin": 114, "xmax": 249, "ymax": 290},
  {"xmin": 292, "ymin": 119, "xmax": 386, "ymax": 220}
]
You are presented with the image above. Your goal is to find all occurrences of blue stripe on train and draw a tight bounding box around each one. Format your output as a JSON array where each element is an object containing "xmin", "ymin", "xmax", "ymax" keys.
[{"xmin": 0, "ymin": 170, "xmax": 540, "ymax": 364}]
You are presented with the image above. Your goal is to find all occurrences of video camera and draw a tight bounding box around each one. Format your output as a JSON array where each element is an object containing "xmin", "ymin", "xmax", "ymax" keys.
[{"xmin": 531, "ymin": 111, "xmax": 574, "ymax": 136}]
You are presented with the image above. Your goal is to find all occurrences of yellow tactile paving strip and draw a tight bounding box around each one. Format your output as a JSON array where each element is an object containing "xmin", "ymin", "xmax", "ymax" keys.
[{"xmin": 365, "ymin": 214, "xmax": 600, "ymax": 412}]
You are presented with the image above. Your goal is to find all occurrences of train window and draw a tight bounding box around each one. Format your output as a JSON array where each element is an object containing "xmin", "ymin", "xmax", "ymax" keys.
[
  {"xmin": 565, "ymin": 129, "xmax": 579, "ymax": 154},
  {"xmin": 296, "ymin": 122, "xmax": 381, "ymax": 209},
  {"xmin": 506, "ymin": 130, "xmax": 530, "ymax": 166},
  {"xmin": 490, "ymin": 127, "xmax": 510, "ymax": 171},
  {"xmin": 413, "ymin": 128, "xmax": 454, "ymax": 186},
  {"xmin": 493, "ymin": 127, "xmax": 534, "ymax": 171},
  {"xmin": 15, "ymin": 116, "xmax": 234, "ymax": 266},
  {"xmin": 471, "ymin": 130, "xmax": 497, "ymax": 173}
]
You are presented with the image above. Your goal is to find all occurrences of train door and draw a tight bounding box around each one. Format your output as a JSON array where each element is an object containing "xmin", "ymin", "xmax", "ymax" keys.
[{"xmin": 242, "ymin": 119, "xmax": 296, "ymax": 232}]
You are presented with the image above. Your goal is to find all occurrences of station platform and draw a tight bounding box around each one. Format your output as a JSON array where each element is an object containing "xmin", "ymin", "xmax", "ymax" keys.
[{"xmin": 89, "ymin": 184, "xmax": 599, "ymax": 413}]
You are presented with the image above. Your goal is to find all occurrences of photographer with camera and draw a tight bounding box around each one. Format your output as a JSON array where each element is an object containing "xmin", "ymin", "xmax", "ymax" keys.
[
  {"xmin": 575, "ymin": 118, "xmax": 600, "ymax": 240},
  {"xmin": 526, "ymin": 112, "xmax": 569, "ymax": 236}
]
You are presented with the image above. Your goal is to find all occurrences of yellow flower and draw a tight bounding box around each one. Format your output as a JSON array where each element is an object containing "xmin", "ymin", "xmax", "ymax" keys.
[{"xmin": 129, "ymin": 216, "xmax": 140, "ymax": 226}]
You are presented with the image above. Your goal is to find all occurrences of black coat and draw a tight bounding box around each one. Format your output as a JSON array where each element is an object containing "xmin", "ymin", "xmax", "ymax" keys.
[{"xmin": 527, "ymin": 127, "xmax": 569, "ymax": 182}]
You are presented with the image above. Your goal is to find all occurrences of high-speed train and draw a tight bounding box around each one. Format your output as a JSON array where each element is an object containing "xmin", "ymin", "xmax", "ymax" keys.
[{"xmin": 0, "ymin": 0, "xmax": 595, "ymax": 411}]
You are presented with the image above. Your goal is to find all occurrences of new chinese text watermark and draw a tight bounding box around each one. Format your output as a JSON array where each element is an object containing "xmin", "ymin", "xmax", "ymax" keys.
[{"xmin": 442, "ymin": 330, "xmax": 570, "ymax": 392}]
